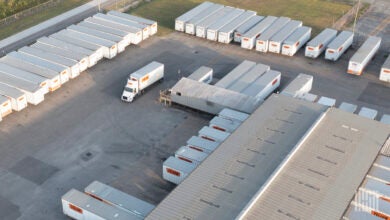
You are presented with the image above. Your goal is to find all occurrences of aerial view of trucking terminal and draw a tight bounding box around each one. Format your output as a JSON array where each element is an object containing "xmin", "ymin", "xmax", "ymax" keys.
[{"xmin": 0, "ymin": 0, "xmax": 389, "ymax": 219}]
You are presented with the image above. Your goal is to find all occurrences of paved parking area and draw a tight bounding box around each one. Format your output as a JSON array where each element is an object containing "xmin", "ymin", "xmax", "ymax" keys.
[{"xmin": 0, "ymin": 31, "xmax": 389, "ymax": 219}]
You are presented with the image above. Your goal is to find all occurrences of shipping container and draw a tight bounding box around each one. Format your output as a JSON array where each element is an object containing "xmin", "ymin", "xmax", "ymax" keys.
[
  {"xmin": 1, "ymin": 56, "xmax": 62, "ymax": 92},
  {"xmin": 0, "ymin": 74, "xmax": 44, "ymax": 105},
  {"xmin": 300, "ymin": 93, "xmax": 318, "ymax": 103},
  {"xmin": 163, "ymin": 156, "xmax": 197, "ymax": 185},
  {"xmin": 218, "ymin": 11, "xmax": 256, "ymax": 43},
  {"xmin": 280, "ymin": 73, "xmax": 313, "ymax": 98},
  {"xmin": 0, "ymin": 95, "xmax": 12, "ymax": 117},
  {"xmin": 0, "ymin": 83, "xmax": 27, "ymax": 111},
  {"xmin": 175, "ymin": 2, "xmax": 214, "ymax": 32},
  {"xmin": 358, "ymin": 107, "xmax": 378, "ymax": 120},
  {"xmin": 325, "ymin": 31, "xmax": 353, "ymax": 61},
  {"xmin": 186, "ymin": 136, "xmax": 220, "ymax": 154},
  {"xmin": 31, "ymin": 42, "xmax": 89, "ymax": 72},
  {"xmin": 215, "ymin": 60, "xmax": 256, "ymax": 88},
  {"xmin": 234, "ymin": 16, "xmax": 264, "ymax": 43},
  {"xmin": 361, "ymin": 178, "xmax": 390, "ymax": 199},
  {"xmin": 175, "ymin": 146, "xmax": 209, "ymax": 164},
  {"xmin": 198, "ymin": 126, "xmax": 230, "ymax": 142},
  {"xmin": 206, "ymin": 8, "xmax": 244, "ymax": 41},
  {"xmin": 37, "ymin": 36, "xmax": 100, "ymax": 67},
  {"xmin": 268, "ymin": 20, "xmax": 302, "ymax": 53},
  {"xmin": 338, "ymin": 102, "xmax": 357, "ymax": 113},
  {"xmin": 241, "ymin": 16, "xmax": 275, "ymax": 50},
  {"xmin": 228, "ymin": 63, "xmax": 270, "ymax": 92},
  {"xmin": 62, "ymin": 189, "xmax": 140, "ymax": 220},
  {"xmin": 218, "ymin": 108, "xmax": 249, "ymax": 122},
  {"xmin": 305, "ymin": 28, "xmax": 337, "ymax": 58},
  {"xmin": 107, "ymin": 11, "xmax": 158, "ymax": 35},
  {"xmin": 317, "ymin": 96, "xmax": 336, "ymax": 107},
  {"xmin": 51, "ymin": 31, "xmax": 104, "ymax": 61},
  {"xmin": 281, "ymin": 26, "xmax": 311, "ymax": 56},
  {"xmin": 380, "ymin": 55, "xmax": 390, "ymax": 82},
  {"xmin": 84, "ymin": 181, "xmax": 155, "ymax": 218},
  {"xmin": 67, "ymin": 25, "xmax": 126, "ymax": 54},
  {"xmin": 380, "ymin": 114, "xmax": 390, "ymax": 125},
  {"xmin": 0, "ymin": 63, "xmax": 50, "ymax": 94},
  {"xmin": 84, "ymin": 17, "xmax": 142, "ymax": 45},
  {"xmin": 12, "ymin": 49, "xmax": 75, "ymax": 80},
  {"xmin": 241, "ymin": 69, "xmax": 281, "ymax": 100},
  {"xmin": 187, "ymin": 66, "xmax": 213, "ymax": 84},
  {"xmin": 94, "ymin": 13, "xmax": 150, "ymax": 40},
  {"xmin": 256, "ymin": 17, "xmax": 291, "ymax": 52},
  {"xmin": 209, "ymin": 116, "xmax": 241, "ymax": 132},
  {"xmin": 185, "ymin": 4, "xmax": 224, "ymax": 35},
  {"xmin": 348, "ymin": 36, "xmax": 381, "ymax": 75},
  {"xmin": 196, "ymin": 7, "xmax": 234, "ymax": 38}
]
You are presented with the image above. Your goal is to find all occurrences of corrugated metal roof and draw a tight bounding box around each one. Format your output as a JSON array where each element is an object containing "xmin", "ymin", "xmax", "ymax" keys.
[
  {"xmin": 146, "ymin": 95, "xmax": 328, "ymax": 219},
  {"xmin": 238, "ymin": 107, "xmax": 390, "ymax": 220}
]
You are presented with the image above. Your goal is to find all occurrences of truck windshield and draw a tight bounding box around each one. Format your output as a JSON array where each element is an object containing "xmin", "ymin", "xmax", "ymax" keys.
[{"xmin": 124, "ymin": 87, "xmax": 133, "ymax": 93}]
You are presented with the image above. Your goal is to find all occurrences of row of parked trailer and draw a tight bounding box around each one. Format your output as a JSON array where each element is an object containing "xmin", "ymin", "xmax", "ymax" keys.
[
  {"xmin": 62, "ymin": 181, "xmax": 155, "ymax": 220},
  {"xmin": 280, "ymin": 73, "xmax": 390, "ymax": 124},
  {"xmin": 0, "ymin": 11, "xmax": 157, "ymax": 123},
  {"xmin": 163, "ymin": 108, "xmax": 248, "ymax": 185}
]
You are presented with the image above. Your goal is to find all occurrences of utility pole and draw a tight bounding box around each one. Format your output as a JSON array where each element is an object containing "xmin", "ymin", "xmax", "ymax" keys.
[
  {"xmin": 352, "ymin": 0, "xmax": 361, "ymax": 35},
  {"xmin": 97, "ymin": 0, "xmax": 101, "ymax": 12}
]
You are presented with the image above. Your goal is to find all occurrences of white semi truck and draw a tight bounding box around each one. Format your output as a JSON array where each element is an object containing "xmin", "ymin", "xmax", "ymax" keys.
[{"xmin": 121, "ymin": 61, "xmax": 164, "ymax": 102}]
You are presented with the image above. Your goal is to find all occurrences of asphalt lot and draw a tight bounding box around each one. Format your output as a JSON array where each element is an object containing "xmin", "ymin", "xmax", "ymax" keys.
[{"xmin": 0, "ymin": 30, "xmax": 389, "ymax": 219}]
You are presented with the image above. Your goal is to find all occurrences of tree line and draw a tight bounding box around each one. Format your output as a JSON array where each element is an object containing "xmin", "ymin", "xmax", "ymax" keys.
[{"xmin": 0, "ymin": 0, "xmax": 50, "ymax": 19}]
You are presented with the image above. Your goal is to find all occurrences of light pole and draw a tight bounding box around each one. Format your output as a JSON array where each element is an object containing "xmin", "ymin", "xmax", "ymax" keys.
[
  {"xmin": 352, "ymin": 0, "xmax": 361, "ymax": 35},
  {"xmin": 97, "ymin": 0, "xmax": 101, "ymax": 12}
]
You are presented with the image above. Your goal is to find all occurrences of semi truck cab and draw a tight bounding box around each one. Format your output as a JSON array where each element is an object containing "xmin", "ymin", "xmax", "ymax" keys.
[{"xmin": 121, "ymin": 78, "xmax": 138, "ymax": 102}]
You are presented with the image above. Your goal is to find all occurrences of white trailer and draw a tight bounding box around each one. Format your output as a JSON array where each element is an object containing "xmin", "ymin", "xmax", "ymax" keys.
[
  {"xmin": 15, "ymin": 48, "xmax": 77, "ymax": 80},
  {"xmin": 300, "ymin": 93, "xmax": 318, "ymax": 103},
  {"xmin": 196, "ymin": 6, "xmax": 234, "ymax": 38},
  {"xmin": 0, "ymin": 83, "xmax": 27, "ymax": 111},
  {"xmin": 209, "ymin": 116, "xmax": 241, "ymax": 132},
  {"xmin": 163, "ymin": 156, "xmax": 197, "ymax": 185},
  {"xmin": 51, "ymin": 32, "xmax": 104, "ymax": 61},
  {"xmin": 282, "ymin": 26, "xmax": 311, "ymax": 56},
  {"xmin": 185, "ymin": 4, "xmax": 224, "ymax": 35},
  {"xmin": 234, "ymin": 16, "xmax": 264, "ymax": 43},
  {"xmin": 198, "ymin": 126, "xmax": 230, "ymax": 142},
  {"xmin": 380, "ymin": 55, "xmax": 390, "ymax": 82},
  {"xmin": 175, "ymin": 1, "xmax": 214, "ymax": 32},
  {"xmin": 0, "ymin": 74, "xmax": 44, "ymax": 105},
  {"xmin": 317, "ymin": 96, "xmax": 336, "ymax": 107},
  {"xmin": 305, "ymin": 28, "xmax": 337, "ymax": 58},
  {"xmin": 218, "ymin": 108, "xmax": 249, "ymax": 122},
  {"xmin": 280, "ymin": 73, "xmax": 313, "ymax": 98},
  {"xmin": 218, "ymin": 10, "xmax": 256, "ymax": 43},
  {"xmin": 215, "ymin": 60, "xmax": 256, "ymax": 88},
  {"xmin": 56, "ymin": 29, "xmax": 118, "ymax": 59},
  {"xmin": 94, "ymin": 13, "xmax": 150, "ymax": 40},
  {"xmin": 348, "ymin": 36, "xmax": 381, "ymax": 75},
  {"xmin": 37, "ymin": 36, "xmax": 100, "ymax": 68},
  {"xmin": 268, "ymin": 20, "xmax": 302, "ymax": 53},
  {"xmin": 241, "ymin": 70, "xmax": 281, "ymax": 100},
  {"xmin": 358, "ymin": 107, "xmax": 378, "ymax": 120},
  {"xmin": 78, "ymin": 21, "xmax": 132, "ymax": 46},
  {"xmin": 31, "ymin": 42, "xmax": 89, "ymax": 72},
  {"xmin": 107, "ymin": 11, "xmax": 158, "ymax": 36},
  {"xmin": 187, "ymin": 66, "xmax": 213, "ymax": 84},
  {"xmin": 380, "ymin": 114, "xmax": 390, "ymax": 125},
  {"xmin": 206, "ymin": 8, "xmax": 244, "ymax": 41},
  {"xmin": 0, "ymin": 63, "xmax": 50, "ymax": 94},
  {"xmin": 325, "ymin": 31, "xmax": 354, "ymax": 61},
  {"xmin": 62, "ymin": 189, "xmax": 139, "ymax": 220},
  {"xmin": 84, "ymin": 181, "xmax": 155, "ymax": 218},
  {"xmin": 186, "ymin": 136, "xmax": 220, "ymax": 154},
  {"xmin": 241, "ymin": 16, "xmax": 276, "ymax": 50},
  {"xmin": 338, "ymin": 102, "xmax": 357, "ymax": 113},
  {"xmin": 121, "ymin": 61, "xmax": 164, "ymax": 102},
  {"xmin": 1, "ymin": 56, "xmax": 62, "ymax": 92},
  {"xmin": 68, "ymin": 25, "xmax": 127, "ymax": 54},
  {"xmin": 256, "ymin": 17, "xmax": 291, "ymax": 52},
  {"xmin": 0, "ymin": 95, "xmax": 12, "ymax": 117},
  {"xmin": 228, "ymin": 63, "xmax": 270, "ymax": 92},
  {"xmin": 175, "ymin": 146, "xmax": 209, "ymax": 164}
]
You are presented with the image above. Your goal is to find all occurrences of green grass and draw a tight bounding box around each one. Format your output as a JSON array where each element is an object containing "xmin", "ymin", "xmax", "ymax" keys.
[
  {"xmin": 0, "ymin": 0, "xmax": 89, "ymax": 40},
  {"xmin": 129, "ymin": 0, "xmax": 353, "ymax": 36}
]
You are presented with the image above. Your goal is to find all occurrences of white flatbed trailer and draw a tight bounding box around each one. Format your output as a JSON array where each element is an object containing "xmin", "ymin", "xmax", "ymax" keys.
[{"xmin": 305, "ymin": 28, "xmax": 337, "ymax": 58}]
